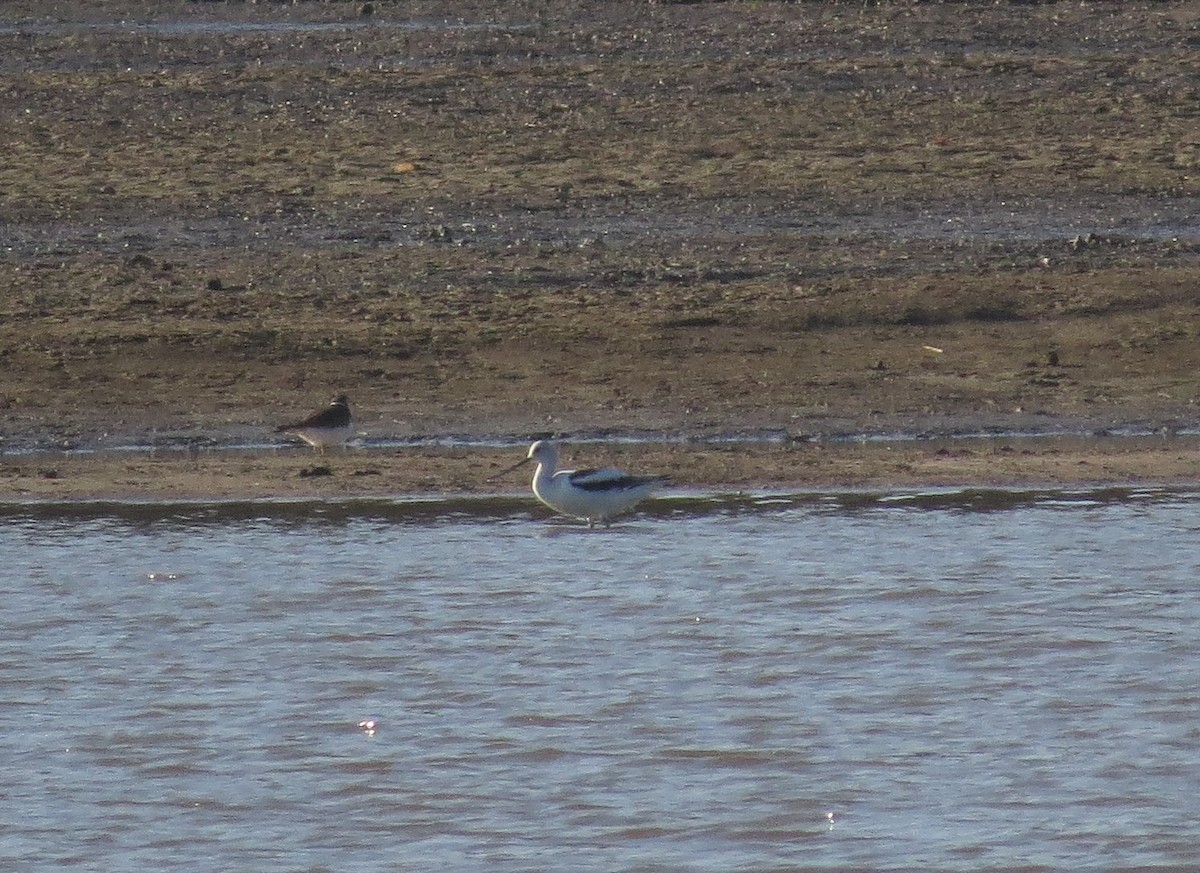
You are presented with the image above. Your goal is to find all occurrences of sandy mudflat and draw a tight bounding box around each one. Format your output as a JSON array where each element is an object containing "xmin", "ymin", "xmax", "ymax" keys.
[
  {"xmin": 4, "ymin": 434, "xmax": 1198, "ymax": 501},
  {"xmin": 1, "ymin": 0, "xmax": 1198, "ymax": 499}
]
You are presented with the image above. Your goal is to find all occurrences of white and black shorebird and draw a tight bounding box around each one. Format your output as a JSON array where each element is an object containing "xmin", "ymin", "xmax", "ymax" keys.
[
  {"xmin": 495, "ymin": 440, "xmax": 665, "ymax": 526},
  {"xmin": 275, "ymin": 394, "xmax": 354, "ymax": 452}
]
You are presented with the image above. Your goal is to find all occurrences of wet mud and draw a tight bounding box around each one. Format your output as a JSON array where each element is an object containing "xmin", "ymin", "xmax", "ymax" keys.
[{"xmin": 2, "ymin": 0, "xmax": 1199, "ymax": 496}]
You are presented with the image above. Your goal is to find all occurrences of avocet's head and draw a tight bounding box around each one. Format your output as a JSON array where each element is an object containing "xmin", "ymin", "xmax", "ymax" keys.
[
  {"xmin": 527, "ymin": 440, "xmax": 559, "ymax": 465},
  {"xmin": 490, "ymin": 440, "xmax": 559, "ymax": 482}
]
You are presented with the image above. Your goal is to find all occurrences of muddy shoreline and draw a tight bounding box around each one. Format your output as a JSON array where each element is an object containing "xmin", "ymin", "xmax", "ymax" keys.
[
  {"xmin": 4, "ymin": 432, "xmax": 1199, "ymax": 501},
  {"xmin": 2, "ymin": 1, "xmax": 1199, "ymax": 499}
]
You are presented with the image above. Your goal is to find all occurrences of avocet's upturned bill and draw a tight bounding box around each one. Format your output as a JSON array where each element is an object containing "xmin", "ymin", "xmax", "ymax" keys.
[{"xmin": 495, "ymin": 440, "xmax": 665, "ymax": 526}]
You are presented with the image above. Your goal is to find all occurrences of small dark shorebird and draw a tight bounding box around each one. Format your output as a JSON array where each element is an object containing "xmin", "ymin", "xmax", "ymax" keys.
[{"xmin": 275, "ymin": 394, "xmax": 354, "ymax": 452}]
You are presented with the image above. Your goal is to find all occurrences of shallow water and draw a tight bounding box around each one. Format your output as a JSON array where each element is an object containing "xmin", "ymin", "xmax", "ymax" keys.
[{"xmin": 3, "ymin": 487, "xmax": 1199, "ymax": 870}]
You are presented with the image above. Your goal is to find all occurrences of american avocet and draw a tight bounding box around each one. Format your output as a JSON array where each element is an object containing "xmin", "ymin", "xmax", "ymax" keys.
[
  {"xmin": 275, "ymin": 394, "xmax": 354, "ymax": 452},
  {"xmin": 496, "ymin": 440, "xmax": 665, "ymax": 526}
]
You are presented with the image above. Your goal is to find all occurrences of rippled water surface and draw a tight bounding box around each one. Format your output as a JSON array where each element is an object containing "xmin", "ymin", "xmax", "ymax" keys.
[{"xmin": 3, "ymin": 488, "xmax": 1199, "ymax": 871}]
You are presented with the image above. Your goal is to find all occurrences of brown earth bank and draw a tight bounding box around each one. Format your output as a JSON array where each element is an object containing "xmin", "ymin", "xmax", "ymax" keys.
[{"xmin": 1, "ymin": 0, "xmax": 1199, "ymax": 497}]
